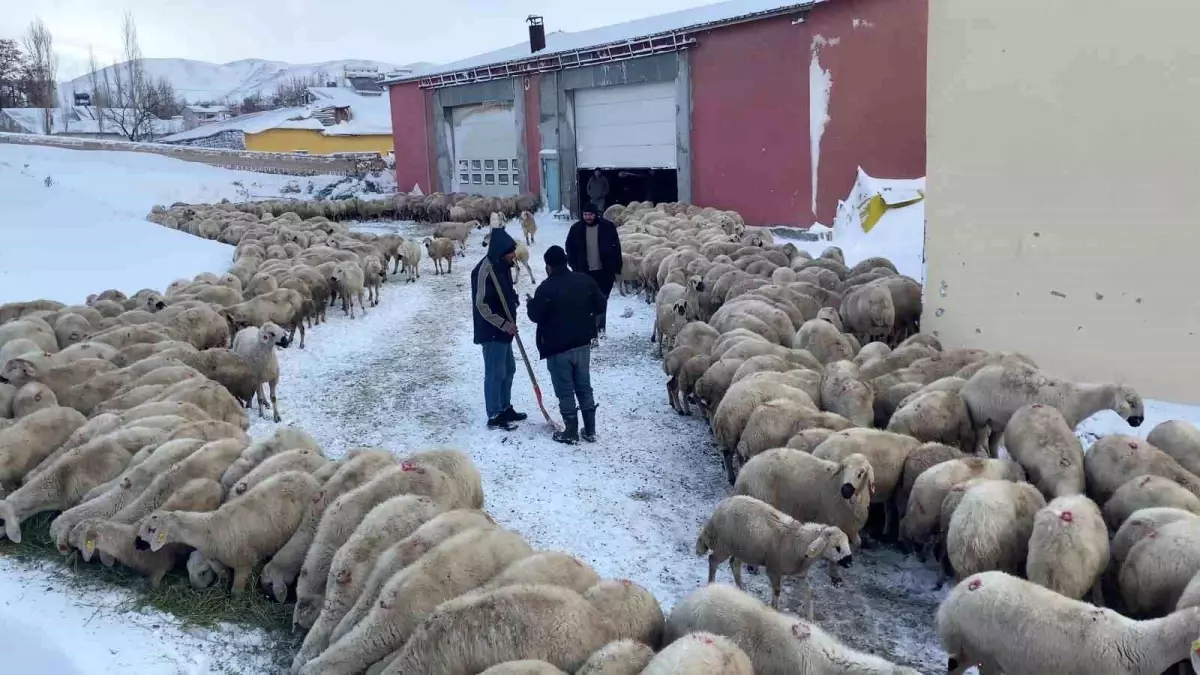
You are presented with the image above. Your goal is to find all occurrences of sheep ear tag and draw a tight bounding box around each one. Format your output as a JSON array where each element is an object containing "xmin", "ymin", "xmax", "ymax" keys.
[
  {"xmin": 84, "ymin": 540, "xmax": 95, "ymax": 556},
  {"xmin": 155, "ymin": 531, "xmax": 167, "ymax": 546}
]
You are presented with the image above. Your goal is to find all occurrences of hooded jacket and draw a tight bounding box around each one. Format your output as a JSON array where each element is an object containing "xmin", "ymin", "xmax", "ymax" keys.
[
  {"xmin": 471, "ymin": 227, "xmax": 519, "ymax": 344},
  {"xmin": 526, "ymin": 264, "xmax": 604, "ymax": 359},
  {"xmin": 565, "ymin": 216, "xmax": 622, "ymax": 279}
]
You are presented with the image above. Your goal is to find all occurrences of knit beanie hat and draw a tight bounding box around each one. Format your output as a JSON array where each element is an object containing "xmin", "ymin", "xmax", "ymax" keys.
[{"xmin": 544, "ymin": 245, "xmax": 568, "ymax": 267}]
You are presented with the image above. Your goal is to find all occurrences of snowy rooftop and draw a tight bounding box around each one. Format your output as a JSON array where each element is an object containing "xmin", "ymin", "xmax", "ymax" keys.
[
  {"xmin": 185, "ymin": 104, "xmax": 229, "ymax": 113},
  {"xmin": 390, "ymin": 0, "xmax": 820, "ymax": 82},
  {"xmin": 160, "ymin": 86, "xmax": 392, "ymax": 143},
  {"xmin": 0, "ymin": 107, "xmax": 179, "ymax": 137}
]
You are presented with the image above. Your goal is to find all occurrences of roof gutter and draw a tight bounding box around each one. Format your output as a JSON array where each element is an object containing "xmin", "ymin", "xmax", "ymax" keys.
[{"xmin": 382, "ymin": 1, "xmax": 818, "ymax": 89}]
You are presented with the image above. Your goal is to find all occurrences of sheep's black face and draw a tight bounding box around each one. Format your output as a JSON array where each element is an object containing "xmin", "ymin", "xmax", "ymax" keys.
[
  {"xmin": 134, "ymin": 537, "xmax": 151, "ymax": 551},
  {"xmin": 1127, "ymin": 415, "xmax": 1144, "ymax": 427},
  {"xmin": 155, "ymin": 301, "xmax": 166, "ymax": 310},
  {"xmin": 840, "ymin": 483, "xmax": 855, "ymax": 499},
  {"xmin": 838, "ymin": 555, "xmax": 853, "ymax": 568},
  {"xmin": 277, "ymin": 335, "xmax": 291, "ymax": 349}
]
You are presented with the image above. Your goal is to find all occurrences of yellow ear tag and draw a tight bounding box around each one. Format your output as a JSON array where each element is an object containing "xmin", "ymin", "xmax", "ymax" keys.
[
  {"xmin": 84, "ymin": 540, "xmax": 95, "ymax": 555},
  {"xmin": 155, "ymin": 531, "xmax": 167, "ymax": 546}
]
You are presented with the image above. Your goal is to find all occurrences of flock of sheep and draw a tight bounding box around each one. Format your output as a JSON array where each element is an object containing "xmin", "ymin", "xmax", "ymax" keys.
[
  {"xmin": 609, "ymin": 198, "xmax": 1200, "ymax": 673},
  {"xmin": 3, "ymin": 186, "xmax": 1198, "ymax": 673}
]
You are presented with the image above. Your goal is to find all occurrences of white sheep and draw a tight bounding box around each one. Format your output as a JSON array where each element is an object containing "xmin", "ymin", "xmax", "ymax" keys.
[
  {"xmin": 898, "ymin": 456, "xmax": 1026, "ymax": 556},
  {"xmin": 379, "ymin": 584, "xmax": 619, "ymax": 675},
  {"xmin": 399, "ymin": 239, "xmax": 422, "ymax": 282},
  {"xmin": 0, "ymin": 405, "xmax": 87, "ymax": 487},
  {"xmin": 960, "ymin": 364, "xmax": 1144, "ymax": 457},
  {"xmin": 261, "ymin": 449, "xmax": 399, "ymax": 603},
  {"xmin": 1002, "ymin": 403, "xmax": 1085, "ymax": 499},
  {"xmin": 946, "ymin": 479, "xmax": 1045, "ymax": 580},
  {"xmin": 574, "ymin": 640, "xmax": 655, "ymax": 675},
  {"xmin": 1147, "ymin": 420, "xmax": 1200, "ymax": 477},
  {"xmin": 792, "ymin": 319, "xmax": 853, "ymax": 365},
  {"xmin": 733, "ymin": 448, "xmax": 874, "ymax": 548},
  {"xmin": 1118, "ymin": 517, "xmax": 1200, "ymax": 617},
  {"xmin": 479, "ymin": 662, "xmax": 566, "ymax": 675},
  {"xmin": 140, "ymin": 470, "xmax": 320, "ymax": 595},
  {"xmin": 330, "ymin": 260, "xmax": 367, "ymax": 318},
  {"xmin": 696, "ymin": 495, "xmax": 852, "ymax": 618},
  {"xmin": 819, "ymin": 360, "xmax": 874, "ymax": 428},
  {"xmin": 232, "ymin": 322, "xmax": 288, "ymax": 422},
  {"xmin": 112, "ymin": 438, "xmax": 247, "ymax": 526},
  {"xmin": 220, "ymin": 427, "xmax": 322, "ymax": 491},
  {"xmin": 232, "ymin": 448, "xmax": 327, "ymax": 496},
  {"xmin": 292, "ymin": 494, "xmax": 447, "ymax": 671},
  {"xmin": 1025, "ymin": 494, "xmax": 1108, "ymax": 603},
  {"xmin": 886, "ymin": 389, "xmax": 975, "ymax": 454},
  {"xmin": 937, "ymin": 570, "xmax": 1200, "ymax": 675},
  {"xmin": 296, "ymin": 527, "xmax": 533, "ymax": 675},
  {"xmin": 1103, "ymin": 474, "xmax": 1200, "ymax": 530},
  {"xmin": 666, "ymin": 583, "xmax": 920, "ymax": 674},
  {"xmin": 641, "ymin": 632, "xmax": 753, "ymax": 675},
  {"xmin": 329, "ymin": 509, "xmax": 496, "ymax": 645},
  {"xmin": 734, "ymin": 398, "xmax": 853, "ymax": 463},
  {"xmin": 1083, "ymin": 435, "xmax": 1200, "ymax": 504},
  {"xmin": 582, "ymin": 579, "xmax": 665, "ymax": 650},
  {"xmin": 1110, "ymin": 507, "xmax": 1200, "ymax": 569},
  {"xmin": 77, "ymin": 518, "xmax": 177, "ymax": 588},
  {"xmin": 12, "ymin": 382, "xmax": 57, "ymax": 418},
  {"xmin": 476, "ymin": 550, "xmax": 602, "ymax": 596}
]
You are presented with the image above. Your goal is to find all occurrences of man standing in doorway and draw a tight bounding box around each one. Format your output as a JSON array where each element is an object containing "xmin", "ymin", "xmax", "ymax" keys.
[
  {"xmin": 471, "ymin": 227, "xmax": 527, "ymax": 431},
  {"xmin": 565, "ymin": 202, "xmax": 622, "ymax": 341},
  {"xmin": 526, "ymin": 245, "xmax": 605, "ymax": 444},
  {"xmin": 586, "ymin": 169, "xmax": 609, "ymax": 212}
]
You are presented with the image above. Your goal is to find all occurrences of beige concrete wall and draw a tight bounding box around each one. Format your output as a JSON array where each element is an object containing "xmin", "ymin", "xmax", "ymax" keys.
[{"xmin": 923, "ymin": 0, "xmax": 1200, "ymax": 404}]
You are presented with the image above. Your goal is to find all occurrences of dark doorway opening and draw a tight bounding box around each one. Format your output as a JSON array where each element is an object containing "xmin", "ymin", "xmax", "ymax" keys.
[{"xmin": 576, "ymin": 168, "xmax": 678, "ymax": 215}]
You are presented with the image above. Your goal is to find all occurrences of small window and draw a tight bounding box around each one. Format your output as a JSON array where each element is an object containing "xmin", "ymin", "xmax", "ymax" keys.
[
  {"xmin": 471, "ymin": 160, "xmax": 481, "ymax": 170},
  {"xmin": 498, "ymin": 159, "xmax": 509, "ymax": 171},
  {"xmin": 485, "ymin": 174, "xmax": 496, "ymax": 185},
  {"xmin": 512, "ymin": 172, "xmax": 520, "ymax": 184},
  {"xmin": 459, "ymin": 173, "xmax": 469, "ymax": 183},
  {"xmin": 458, "ymin": 159, "xmax": 468, "ymax": 170},
  {"xmin": 472, "ymin": 174, "xmax": 482, "ymax": 184},
  {"xmin": 512, "ymin": 158, "xmax": 520, "ymax": 169},
  {"xmin": 499, "ymin": 174, "xmax": 509, "ymax": 185},
  {"xmin": 485, "ymin": 159, "xmax": 495, "ymax": 170}
]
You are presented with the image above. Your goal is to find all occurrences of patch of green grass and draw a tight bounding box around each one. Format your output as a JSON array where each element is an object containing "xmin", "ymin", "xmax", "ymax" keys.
[{"xmin": 0, "ymin": 512, "xmax": 299, "ymax": 669}]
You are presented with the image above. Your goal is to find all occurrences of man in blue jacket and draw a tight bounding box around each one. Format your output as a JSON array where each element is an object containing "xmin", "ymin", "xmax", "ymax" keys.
[
  {"xmin": 526, "ymin": 245, "xmax": 605, "ymax": 444},
  {"xmin": 472, "ymin": 227, "xmax": 526, "ymax": 431}
]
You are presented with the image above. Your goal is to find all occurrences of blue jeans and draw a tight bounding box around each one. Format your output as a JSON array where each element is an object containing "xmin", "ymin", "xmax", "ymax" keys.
[
  {"xmin": 481, "ymin": 341, "xmax": 515, "ymax": 418},
  {"xmin": 546, "ymin": 346, "xmax": 595, "ymax": 417}
]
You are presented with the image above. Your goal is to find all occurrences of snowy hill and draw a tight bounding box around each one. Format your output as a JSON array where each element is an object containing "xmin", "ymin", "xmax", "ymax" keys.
[{"xmin": 61, "ymin": 58, "xmax": 434, "ymax": 104}]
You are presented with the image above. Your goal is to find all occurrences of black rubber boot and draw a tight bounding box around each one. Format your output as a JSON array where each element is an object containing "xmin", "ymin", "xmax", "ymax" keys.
[
  {"xmin": 553, "ymin": 411, "xmax": 579, "ymax": 444},
  {"xmin": 498, "ymin": 406, "xmax": 527, "ymax": 423},
  {"xmin": 580, "ymin": 407, "xmax": 597, "ymax": 443}
]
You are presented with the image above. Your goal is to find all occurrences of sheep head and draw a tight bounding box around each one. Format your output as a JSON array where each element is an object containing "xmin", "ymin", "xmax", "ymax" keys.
[
  {"xmin": 259, "ymin": 322, "xmax": 290, "ymax": 349},
  {"xmin": 138, "ymin": 511, "xmax": 173, "ymax": 552},
  {"xmin": 0, "ymin": 358, "xmax": 37, "ymax": 386},
  {"xmin": 1112, "ymin": 385, "xmax": 1145, "ymax": 427},
  {"xmin": 837, "ymin": 453, "xmax": 875, "ymax": 501},
  {"xmin": 806, "ymin": 525, "xmax": 853, "ymax": 570}
]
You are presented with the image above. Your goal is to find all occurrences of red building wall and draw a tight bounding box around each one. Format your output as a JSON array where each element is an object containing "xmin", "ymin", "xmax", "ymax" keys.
[
  {"xmin": 690, "ymin": 0, "xmax": 927, "ymax": 225},
  {"xmin": 389, "ymin": 82, "xmax": 434, "ymax": 195}
]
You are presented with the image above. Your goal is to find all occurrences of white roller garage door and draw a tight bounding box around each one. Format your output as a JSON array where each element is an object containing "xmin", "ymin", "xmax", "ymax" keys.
[
  {"xmin": 450, "ymin": 102, "xmax": 520, "ymax": 197},
  {"xmin": 574, "ymin": 81, "xmax": 677, "ymax": 169}
]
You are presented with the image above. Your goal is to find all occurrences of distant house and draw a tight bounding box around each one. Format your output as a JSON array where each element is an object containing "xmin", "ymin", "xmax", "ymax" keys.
[
  {"xmin": 0, "ymin": 106, "xmax": 180, "ymax": 140},
  {"xmin": 159, "ymin": 86, "xmax": 393, "ymax": 155},
  {"xmin": 182, "ymin": 105, "xmax": 232, "ymax": 131}
]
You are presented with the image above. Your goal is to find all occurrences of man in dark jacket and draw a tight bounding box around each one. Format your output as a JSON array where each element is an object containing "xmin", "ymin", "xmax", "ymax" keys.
[
  {"xmin": 471, "ymin": 227, "xmax": 527, "ymax": 431},
  {"xmin": 526, "ymin": 245, "xmax": 605, "ymax": 444},
  {"xmin": 564, "ymin": 202, "xmax": 622, "ymax": 340}
]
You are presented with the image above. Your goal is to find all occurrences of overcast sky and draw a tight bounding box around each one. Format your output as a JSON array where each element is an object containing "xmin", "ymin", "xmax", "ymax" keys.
[{"xmin": 3, "ymin": 0, "xmax": 715, "ymax": 80}]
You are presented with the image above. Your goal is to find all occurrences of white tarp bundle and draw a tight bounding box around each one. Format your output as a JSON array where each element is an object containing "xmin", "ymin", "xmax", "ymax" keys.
[{"xmin": 832, "ymin": 166, "xmax": 927, "ymax": 282}]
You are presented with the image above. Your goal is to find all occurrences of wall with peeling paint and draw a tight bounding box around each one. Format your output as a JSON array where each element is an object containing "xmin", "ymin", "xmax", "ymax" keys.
[
  {"xmin": 925, "ymin": 0, "xmax": 1200, "ymax": 404},
  {"xmin": 690, "ymin": 0, "xmax": 927, "ymax": 225}
]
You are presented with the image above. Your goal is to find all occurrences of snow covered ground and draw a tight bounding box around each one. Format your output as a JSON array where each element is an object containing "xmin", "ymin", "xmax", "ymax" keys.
[
  {"xmin": 0, "ymin": 143, "xmax": 364, "ymax": 306},
  {"xmin": 0, "ymin": 146, "xmax": 1196, "ymax": 674}
]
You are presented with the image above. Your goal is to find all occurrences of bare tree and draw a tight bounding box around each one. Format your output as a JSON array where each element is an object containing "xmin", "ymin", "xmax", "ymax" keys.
[
  {"xmin": 22, "ymin": 19, "xmax": 57, "ymax": 134},
  {"xmin": 86, "ymin": 46, "xmax": 107, "ymax": 134},
  {"xmin": 0, "ymin": 39, "xmax": 25, "ymax": 108},
  {"xmin": 102, "ymin": 12, "xmax": 165, "ymax": 141}
]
